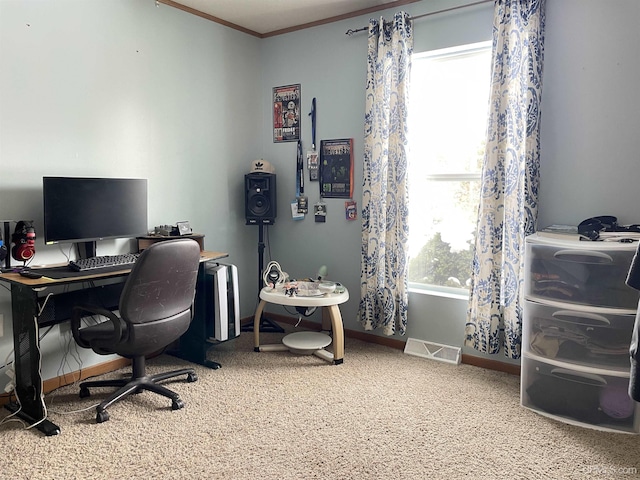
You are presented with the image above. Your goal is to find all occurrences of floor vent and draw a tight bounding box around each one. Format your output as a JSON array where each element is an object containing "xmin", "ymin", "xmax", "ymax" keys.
[{"xmin": 404, "ymin": 338, "xmax": 461, "ymax": 365}]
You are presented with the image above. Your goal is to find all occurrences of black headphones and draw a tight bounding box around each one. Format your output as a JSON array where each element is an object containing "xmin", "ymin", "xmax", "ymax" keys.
[
  {"xmin": 578, "ymin": 215, "xmax": 640, "ymax": 240},
  {"xmin": 11, "ymin": 220, "xmax": 36, "ymax": 262}
]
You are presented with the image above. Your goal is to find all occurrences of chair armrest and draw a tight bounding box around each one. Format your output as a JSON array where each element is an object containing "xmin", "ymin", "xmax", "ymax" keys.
[{"xmin": 71, "ymin": 304, "xmax": 123, "ymax": 349}]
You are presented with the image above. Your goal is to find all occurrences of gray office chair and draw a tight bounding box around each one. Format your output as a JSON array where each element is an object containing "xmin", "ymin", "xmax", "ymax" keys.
[{"xmin": 71, "ymin": 238, "xmax": 202, "ymax": 423}]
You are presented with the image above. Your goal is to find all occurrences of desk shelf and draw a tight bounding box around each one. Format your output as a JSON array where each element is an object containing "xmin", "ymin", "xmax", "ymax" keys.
[{"xmin": 137, "ymin": 234, "xmax": 205, "ymax": 252}]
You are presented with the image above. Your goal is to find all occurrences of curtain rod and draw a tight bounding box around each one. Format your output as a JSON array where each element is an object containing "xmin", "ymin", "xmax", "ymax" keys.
[{"xmin": 345, "ymin": 0, "xmax": 493, "ymax": 35}]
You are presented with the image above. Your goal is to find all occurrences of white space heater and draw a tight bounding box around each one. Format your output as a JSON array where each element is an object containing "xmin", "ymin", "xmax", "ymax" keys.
[{"xmin": 206, "ymin": 263, "xmax": 240, "ymax": 342}]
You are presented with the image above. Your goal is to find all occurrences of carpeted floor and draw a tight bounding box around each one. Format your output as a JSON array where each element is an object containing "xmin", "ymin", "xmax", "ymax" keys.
[{"xmin": 1, "ymin": 327, "xmax": 639, "ymax": 479}]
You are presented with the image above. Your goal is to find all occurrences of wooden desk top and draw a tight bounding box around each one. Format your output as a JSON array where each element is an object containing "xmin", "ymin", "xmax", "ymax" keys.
[{"xmin": 0, "ymin": 250, "xmax": 228, "ymax": 287}]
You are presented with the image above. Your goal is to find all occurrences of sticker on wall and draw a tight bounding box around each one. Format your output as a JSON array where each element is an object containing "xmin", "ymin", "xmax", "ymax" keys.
[
  {"xmin": 307, "ymin": 151, "xmax": 319, "ymax": 181},
  {"xmin": 314, "ymin": 203, "xmax": 326, "ymax": 223},
  {"xmin": 345, "ymin": 201, "xmax": 357, "ymax": 221},
  {"xmin": 291, "ymin": 201, "xmax": 304, "ymax": 221}
]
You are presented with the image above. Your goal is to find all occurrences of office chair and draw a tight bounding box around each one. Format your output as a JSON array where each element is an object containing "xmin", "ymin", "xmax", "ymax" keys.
[{"xmin": 71, "ymin": 238, "xmax": 202, "ymax": 423}]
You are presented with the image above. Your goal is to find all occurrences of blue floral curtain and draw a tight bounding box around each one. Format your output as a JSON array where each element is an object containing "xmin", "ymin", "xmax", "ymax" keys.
[
  {"xmin": 465, "ymin": 0, "xmax": 546, "ymax": 358},
  {"xmin": 359, "ymin": 12, "xmax": 413, "ymax": 336}
]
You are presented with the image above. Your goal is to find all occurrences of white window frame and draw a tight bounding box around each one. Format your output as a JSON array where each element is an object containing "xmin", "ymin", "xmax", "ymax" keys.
[{"xmin": 407, "ymin": 41, "xmax": 491, "ymax": 298}]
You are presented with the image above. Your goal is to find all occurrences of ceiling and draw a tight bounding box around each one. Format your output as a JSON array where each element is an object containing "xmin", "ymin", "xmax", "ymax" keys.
[{"xmin": 160, "ymin": 0, "xmax": 417, "ymax": 37}]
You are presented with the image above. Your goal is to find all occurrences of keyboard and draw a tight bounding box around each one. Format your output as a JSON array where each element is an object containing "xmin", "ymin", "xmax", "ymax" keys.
[{"xmin": 69, "ymin": 253, "xmax": 140, "ymax": 272}]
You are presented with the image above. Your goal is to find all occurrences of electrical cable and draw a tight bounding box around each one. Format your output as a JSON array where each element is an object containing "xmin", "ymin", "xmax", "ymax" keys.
[
  {"xmin": 39, "ymin": 325, "xmax": 54, "ymax": 342},
  {"xmin": 38, "ymin": 292, "xmax": 54, "ymax": 317},
  {"xmin": 47, "ymin": 330, "xmax": 85, "ymax": 410},
  {"xmin": 56, "ymin": 326, "xmax": 83, "ymax": 386},
  {"xmin": 283, "ymin": 306, "xmax": 302, "ymax": 316},
  {"xmin": 48, "ymin": 402, "xmax": 100, "ymax": 416},
  {"xmin": 58, "ymin": 243, "xmax": 74, "ymax": 263}
]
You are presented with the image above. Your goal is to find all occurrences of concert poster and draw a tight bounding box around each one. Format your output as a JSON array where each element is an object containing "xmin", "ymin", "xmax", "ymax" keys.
[
  {"xmin": 319, "ymin": 138, "xmax": 354, "ymax": 199},
  {"xmin": 273, "ymin": 84, "xmax": 301, "ymax": 142}
]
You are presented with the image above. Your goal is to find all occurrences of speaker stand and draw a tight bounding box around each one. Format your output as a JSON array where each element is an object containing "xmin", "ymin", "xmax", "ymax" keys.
[
  {"xmin": 241, "ymin": 223, "xmax": 284, "ymax": 334},
  {"xmin": 243, "ymin": 315, "xmax": 283, "ymax": 333}
]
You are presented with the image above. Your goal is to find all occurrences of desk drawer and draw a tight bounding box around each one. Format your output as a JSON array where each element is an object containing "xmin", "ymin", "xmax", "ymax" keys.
[
  {"xmin": 521, "ymin": 355, "xmax": 639, "ymax": 433},
  {"xmin": 523, "ymin": 300, "xmax": 635, "ymax": 371}
]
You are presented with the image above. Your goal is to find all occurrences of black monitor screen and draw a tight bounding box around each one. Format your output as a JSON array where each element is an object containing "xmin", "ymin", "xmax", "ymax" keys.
[{"xmin": 43, "ymin": 177, "xmax": 148, "ymax": 245}]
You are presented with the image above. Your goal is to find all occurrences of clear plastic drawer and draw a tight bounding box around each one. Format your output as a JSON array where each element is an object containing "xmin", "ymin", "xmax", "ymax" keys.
[
  {"xmin": 525, "ymin": 235, "xmax": 639, "ymax": 309},
  {"xmin": 521, "ymin": 355, "xmax": 639, "ymax": 433},
  {"xmin": 523, "ymin": 300, "xmax": 635, "ymax": 371}
]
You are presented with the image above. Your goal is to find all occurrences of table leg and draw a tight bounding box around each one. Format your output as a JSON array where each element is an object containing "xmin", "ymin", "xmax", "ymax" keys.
[
  {"xmin": 326, "ymin": 304, "xmax": 344, "ymax": 364},
  {"xmin": 253, "ymin": 300, "xmax": 266, "ymax": 352},
  {"xmin": 10, "ymin": 283, "xmax": 60, "ymax": 435},
  {"xmin": 169, "ymin": 263, "xmax": 221, "ymax": 369},
  {"xmin": 321, "ymin": 308, "xmax": 331, "ymax": 331}
]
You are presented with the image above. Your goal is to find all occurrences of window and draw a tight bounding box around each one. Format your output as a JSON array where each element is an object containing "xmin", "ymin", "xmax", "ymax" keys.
[{"xmin": 407, "ymin": 41, "xmax": 492, "ymax": 294}]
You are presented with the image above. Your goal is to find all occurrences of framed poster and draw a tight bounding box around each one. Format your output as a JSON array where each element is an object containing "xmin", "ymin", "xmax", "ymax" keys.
[
  {"xmin": 273, "ymin": 84, "xmax": 301, "ymax": 142},
  {"xmin": 320, "ymin": 138, "xmax": 354, "ymax": 198}
]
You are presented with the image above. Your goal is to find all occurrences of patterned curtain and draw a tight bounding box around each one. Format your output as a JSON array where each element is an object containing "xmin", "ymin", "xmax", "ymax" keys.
[
  {"xmin": 359, "ymin": 12, "xmax": 413, "ymax": 336},
  {"xmin": 465, "ymin": 0, "xmax": 547, "ymax": 358}
]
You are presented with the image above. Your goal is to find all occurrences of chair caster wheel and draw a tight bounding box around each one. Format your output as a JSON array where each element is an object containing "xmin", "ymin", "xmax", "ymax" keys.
[
  {"xmin": 79, "ymin": 386, "xmax": 90, "ymax": 398},
  {"xmin": 172, "ymin": 399, "xmax": 185, "ymax": 410},
  {"xmin": 96, "ymin": 410, "xmax": 110, "ymax": 423},
  {"xmin": 187, "ymin": 372, "xmax": 198, "ymax": 382}
]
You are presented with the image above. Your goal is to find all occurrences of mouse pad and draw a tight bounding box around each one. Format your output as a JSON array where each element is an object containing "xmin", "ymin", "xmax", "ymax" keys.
[{"xmin": 34, "ymin": 265, "xmax": 131, "ymax": 279}]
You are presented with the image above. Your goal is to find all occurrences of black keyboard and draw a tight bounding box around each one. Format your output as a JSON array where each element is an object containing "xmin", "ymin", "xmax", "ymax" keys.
[{"xmin": 69, "ymin": 253, "xmax": 140, "ymax": 272}]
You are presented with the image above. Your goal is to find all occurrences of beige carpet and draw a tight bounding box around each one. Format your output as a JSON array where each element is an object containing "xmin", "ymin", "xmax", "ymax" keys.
[{"xmin": 1, "ymin": 327, "xmax": 639, "ymax": 480}]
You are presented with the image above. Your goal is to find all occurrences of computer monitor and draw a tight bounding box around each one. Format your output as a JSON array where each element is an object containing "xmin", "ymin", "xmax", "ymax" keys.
[{"xmin": 43, "ymin": 176, "xmax": 148, "ymax": 258}]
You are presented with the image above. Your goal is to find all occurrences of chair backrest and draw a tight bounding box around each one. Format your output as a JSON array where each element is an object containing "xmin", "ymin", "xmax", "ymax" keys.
[{"xmin": 120, "ymin": 239, "xmax": 201, "ymax": 325}]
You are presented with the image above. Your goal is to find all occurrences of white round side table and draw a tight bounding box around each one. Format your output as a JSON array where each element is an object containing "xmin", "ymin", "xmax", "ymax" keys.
[{"xmin": 252, "ymin": 286, "xmax": 349, "ymax": 364}]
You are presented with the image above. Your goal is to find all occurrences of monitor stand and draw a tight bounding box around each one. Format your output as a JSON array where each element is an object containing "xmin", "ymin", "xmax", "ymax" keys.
[{"xmin": 76, "ymin": 241, "xmax": 97, "ymax": 259}]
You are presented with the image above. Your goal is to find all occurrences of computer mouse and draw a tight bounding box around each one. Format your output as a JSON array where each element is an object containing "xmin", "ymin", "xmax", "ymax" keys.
[{"xmin": 19, "ymin": 270, "xmax": 43, "ymax": 279}]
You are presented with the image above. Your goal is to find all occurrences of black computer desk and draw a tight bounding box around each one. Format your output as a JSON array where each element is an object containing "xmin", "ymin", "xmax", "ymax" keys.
[{"xmin": 0, "ymin": 250, "xmax": 228, "ymax": 436}]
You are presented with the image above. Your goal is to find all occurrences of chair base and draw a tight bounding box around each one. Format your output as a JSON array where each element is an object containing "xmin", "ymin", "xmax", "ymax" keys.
[{"xmin": 79, "ymin": 356, "xmax": 198, "ymax": 423}]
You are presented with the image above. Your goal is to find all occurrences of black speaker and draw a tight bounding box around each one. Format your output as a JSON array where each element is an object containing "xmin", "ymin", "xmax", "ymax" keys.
[{"xmin": 245, "ymin": 173, "xmax": 277, "ymax": 225}]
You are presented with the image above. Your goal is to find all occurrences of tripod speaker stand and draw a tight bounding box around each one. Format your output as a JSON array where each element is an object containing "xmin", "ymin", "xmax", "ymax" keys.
[
  {"xmin": 242, "ymin": 172, "xmax": 283, "ymax": 333},
  {"xmin": 241, "ymin": 223, "xmax": 284, "ymax": 333}
]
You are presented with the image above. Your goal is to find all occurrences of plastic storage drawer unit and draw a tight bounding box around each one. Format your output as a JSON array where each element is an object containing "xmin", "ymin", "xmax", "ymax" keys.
[
  {"xmin": 522, "ymin": 233, "xmax": 639, "ymax": 433},
  {"xmin": 523, "ymin": 300, "xmax": 635, "ymax": 372},
  {"xmin": 524, "ymin": 237, "xmax": 639, "ymax": 310},
  {"xmin": 521, "ymin": 355, "xmax": 639, "ymax": 433}
]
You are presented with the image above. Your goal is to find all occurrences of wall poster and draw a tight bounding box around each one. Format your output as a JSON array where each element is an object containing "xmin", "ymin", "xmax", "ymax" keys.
[
  {"xmin": 320, "ymin": 138, "xmax": 354, "ymax": 199},
  {"xmin": 273, "ymin": 84, "xmax": 301, "ymax": 142}
]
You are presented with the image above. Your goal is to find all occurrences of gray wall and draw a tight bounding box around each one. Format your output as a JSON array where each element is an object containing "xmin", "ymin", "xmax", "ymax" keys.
[
  {"xmin": 538, "ymin": 1, "xmax": 640, "ymax": 228},
  {"xmin": 1, "ymin": 0, "xmax": 639, "ymax": 383},
  {"xmin": 257, "ymin": 0, "xmax": 496, "ymax": 357},
  {"xmin": 257, "ymin": 0, "xmax": 640, "ymax": 361},
  {"xmin": 0, "ymin": 0, "xmax": 262, "ymax": 378}
]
